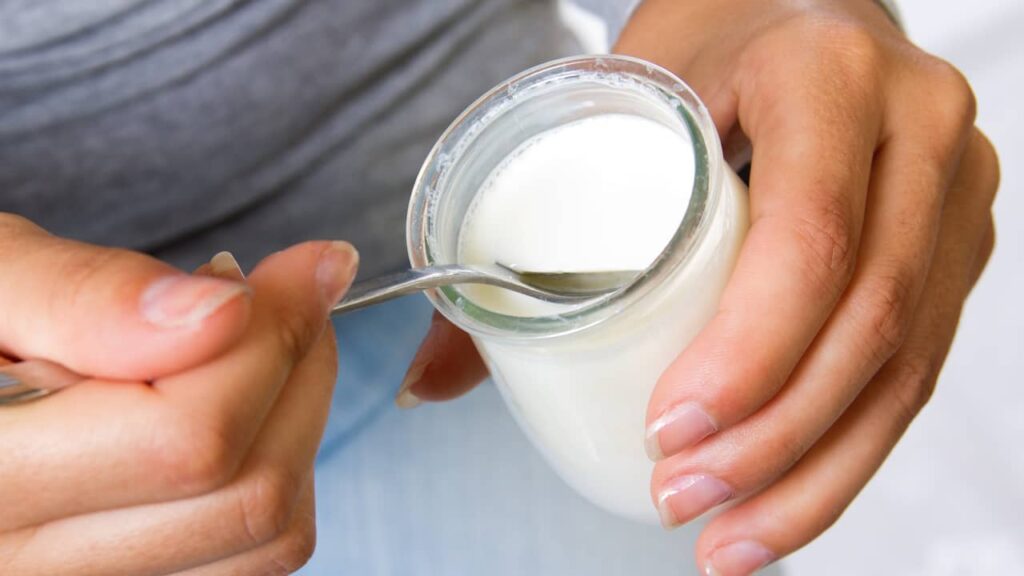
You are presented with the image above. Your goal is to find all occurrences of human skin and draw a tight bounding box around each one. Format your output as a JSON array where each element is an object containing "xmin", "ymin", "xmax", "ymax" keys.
[
  {"xmin": 0, "ymin": 223, "xmax": 358, "ymax": 574},
  {"xmin": 399, "ymin": 1, "xmax": 1000, "ymax": 574}
]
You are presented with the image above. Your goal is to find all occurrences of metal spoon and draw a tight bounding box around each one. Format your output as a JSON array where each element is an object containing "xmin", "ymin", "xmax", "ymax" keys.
[{"xmin": 330, "ymin": 262, "xmax": 640, "ymax": 316}]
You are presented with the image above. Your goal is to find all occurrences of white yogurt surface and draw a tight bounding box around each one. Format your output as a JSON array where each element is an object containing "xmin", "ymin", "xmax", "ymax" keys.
[
  {"xmin": 459, "ymin": 113, "xmax": 695, "ymax": 317},
  {"xmin": 454, "ymin": 111, "xmax": 748, "ymax": 522}
]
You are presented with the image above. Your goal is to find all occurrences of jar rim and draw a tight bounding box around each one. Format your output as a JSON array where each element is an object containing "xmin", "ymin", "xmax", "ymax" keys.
[{"xmin": 406, "ymin": 55, "xmax": 725, "ymax": 341}]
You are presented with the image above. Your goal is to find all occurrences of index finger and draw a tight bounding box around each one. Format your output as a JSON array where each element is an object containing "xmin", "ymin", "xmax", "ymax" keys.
[
  {"xmin": 152, "ymin": 241, "xmax": 357, "ymax": 488},
  {"xmin": 645, "ymin": 42, "xmax": 882, "ymax": 460}
]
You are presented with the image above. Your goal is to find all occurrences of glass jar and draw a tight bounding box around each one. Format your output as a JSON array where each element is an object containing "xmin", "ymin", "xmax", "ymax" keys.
[{"xmin": 407, "ymin": 55, "xmax": 749, "ymax": 523}]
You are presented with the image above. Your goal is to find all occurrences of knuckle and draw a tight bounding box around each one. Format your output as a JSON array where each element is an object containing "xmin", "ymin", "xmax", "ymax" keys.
[
  {"xmin": 144, "ymin": 410, "xmax": 238, "ymax": 496},
  {"xmin": 264, "ymin": 516, "xmax": 317, "ymax": 575},
  {"xmin": 771, "ymin": 474, "xmax": 851, "ymax": 538},
  {"xmin": 798, "ymin": 16, "xmax": 881, "ymax": 75},
  {"xmin": 744, "ymin": 15, "xmax": 882, "ymax": 94},
  {"xmin": 979, "ymin": 218, "xmax": 996, "ymax": 266},
  {"xmin": 915, "ymin": 60, "xmax": 976, "ymax": 158},
  {"xmin": 765, "ymin": 428, "xmax": 813, "ymax": 477},
  {"xmin": 971, "ymin": 130, "xmax": 1001, "ymax": 202},
  {"xmin": 887, "ymin": 354, "xmax": 939, "ymax": 426},
  {"xmin": 273, "ymin": 302, "xmax": 323, "ymax": 365},
  {"xmin": 800, "ymin": 494, "xmax": 851, "ymax": 538},
  {"xmin": 971, "ymin": 217, "xmax": 996, "ymax": 286},
  {"xmin": 856, "ymin": 269, "xmax": 916, "ymax": 359},
  {"xmin": 55, "ymin": 247, "xmax": 117, "ymax": 286},
  {"xmin": 827, "ymin": 24, "xmax": 880, "ymax": 71},
  {"xmin": 236, "ymin": 468, "xmax": 302, "ymax": 548},
  {"xmin": 930, "ymin": 60, "xmax": 977, "ymax": 129},
  {"xmin": 58, "ymin": 249, "xmax": 125, "ymax": 308},
  {"xmin": 785, "ymin": 200, "xmax": 856, "ymax": 288}
]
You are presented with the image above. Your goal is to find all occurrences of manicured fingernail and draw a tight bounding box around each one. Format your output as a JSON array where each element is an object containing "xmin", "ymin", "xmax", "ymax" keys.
[
  {"xmin": 705, "ymin": 540, "xmax": 775, "ymax": 575},
  {"xmin": 141, "ymin": 275, "xmax": 249, "ymax": 328},
  {"xmin": 657, "ymin": 474, "xmax": 732, "ymax": 529},
  {"xmin": 210, "ymin": 251, "xmax": 244, "ymax": 279},
  {"xmin": 316, "ymin": 242, "xmax": 359, "ymax": 307},
  {"xmin": 395, "ymin": 360, "xmax": 427, "ymax": 409},
  {"xmin": 645, "ymin": 403, "xmax": 717, "ymax": 461}
]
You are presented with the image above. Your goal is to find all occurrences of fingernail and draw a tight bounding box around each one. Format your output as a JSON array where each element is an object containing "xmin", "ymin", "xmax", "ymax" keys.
[
  {"xmin": 657, "ymin": 474, "xmax": 732, "ymax": 529},
  {"xmin": 210, "ymin": 251, "xmax": 244, "ymax": 279},
  {"xmin": 645, "ymin": 403, "xmax": 718, "ymax": 461},
  {"xmin": 395, "ymin": 360, "xmax": 427, "ymax": 409},
  {"xmin": 705, "ymin": 540, "xmax": 775, "ymax": 576},
  {"xmin": 141, "ymin": 275, "xmax": 249, "ymax": 328},
  {"xmin": 316, "ymin": 242, "xmax": 359, "ymax": 307}
]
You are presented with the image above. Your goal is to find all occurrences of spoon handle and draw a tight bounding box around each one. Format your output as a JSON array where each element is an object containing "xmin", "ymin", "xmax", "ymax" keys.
[
  {"xmin": 329, "ymin": 264, "xmax": 615, "ymax": 316},
  {"xmin": 330, "ymin": 266, "xmax": 474, "ymax": 316}
]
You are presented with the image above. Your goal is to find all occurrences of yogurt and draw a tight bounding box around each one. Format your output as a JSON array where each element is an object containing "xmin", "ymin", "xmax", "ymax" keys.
[
  {"xmin": 408, "ymin": 56, "xmax": 749, "ymax": 523},
  {"xmin": 459, "ymin": 114, "xmax": 694, "ymax": 317}
]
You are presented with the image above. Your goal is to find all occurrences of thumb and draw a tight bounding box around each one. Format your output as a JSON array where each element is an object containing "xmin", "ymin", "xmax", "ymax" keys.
[
  {"xmin": 395, "ymin": 312, "xmax": 488, "ymax": 408},
  {"xmin": 0, "ymin": 214, "xmax": 251, "ymax": 380}
]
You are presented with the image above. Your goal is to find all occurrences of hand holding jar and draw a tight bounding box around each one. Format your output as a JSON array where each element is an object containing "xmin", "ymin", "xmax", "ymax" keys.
[{"xmin": 400, "ymin": 1, "xmax": 999, "ymax": 575}]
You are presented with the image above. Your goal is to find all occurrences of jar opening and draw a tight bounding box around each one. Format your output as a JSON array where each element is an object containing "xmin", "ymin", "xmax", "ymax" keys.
[{"xmin": 407, "ymin": 55, "xmax": 724, "ymax": 341}]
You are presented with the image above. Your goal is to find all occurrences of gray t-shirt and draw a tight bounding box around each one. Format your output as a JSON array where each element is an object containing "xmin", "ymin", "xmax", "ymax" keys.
[{"xmin": 0, "ymin": 0, "xmax": 633, "ymax": 276}]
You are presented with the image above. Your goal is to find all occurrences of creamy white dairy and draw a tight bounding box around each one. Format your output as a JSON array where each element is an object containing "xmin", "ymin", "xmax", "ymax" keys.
[
  {"xmin": 454, "ymin": 112, "xmax": 749, "ymax": 522},
  {"xmin": 460, "ymin": 114, "xmax": 694, "ymax": 316}
]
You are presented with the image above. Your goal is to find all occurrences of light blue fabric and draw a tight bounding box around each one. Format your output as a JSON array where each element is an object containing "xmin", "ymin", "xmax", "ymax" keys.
[{"xmin": 302, "ymin": 296, "xmax": 781, "ymax": 575}]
